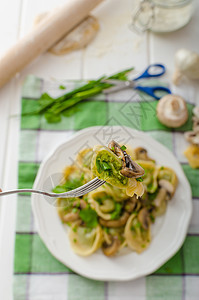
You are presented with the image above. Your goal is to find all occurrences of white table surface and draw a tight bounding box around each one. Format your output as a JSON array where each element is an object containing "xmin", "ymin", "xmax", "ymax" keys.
[{"xmin": 0, "ymin": 0, "xmax": 199, "ymax": 299}]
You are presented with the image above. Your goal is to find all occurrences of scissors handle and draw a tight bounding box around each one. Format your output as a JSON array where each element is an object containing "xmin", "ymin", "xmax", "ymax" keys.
[
  {"xmin": 134, "ymin": 64, "xmax": 166, "ymax": 81},
  {"xmin": 135, "ymin": 86, "xmax": 171, "ymax": 100}
]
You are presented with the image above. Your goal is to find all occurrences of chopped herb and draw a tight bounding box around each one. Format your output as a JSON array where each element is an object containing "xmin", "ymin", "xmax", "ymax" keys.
[
  {"xmin": 73, "ymin": 238, "xmax": 77, "ymax": 243},
  {"xmin": 96, "ymin": 159, "xmax": 112, "ymax": 173},
  {"xmin": 80, "ymin": 173, "xmax": 84, "ymax": 181},
  {"xmin": 121, "ymin": 145, "xmax": 127, "ymax": 151},
  {"xmin": 111, "ymin": 146, "xmax": 115, "ymax": 151},
  {"xmin": 52, "ymin": 177, "xmax": 84, "ymax": 193},
  {"xmin": 135, "ymin": 221, "xmax": 141, "ymax": 228},
  {"xmin": 84, "ymin": 228, "xmax": 92, "ymax": 234},
  {"xmin": 84, "ymin": 196, "xmax": 88, "ymax": 202},
  {"xmin": 59, "ymin": 85, "xmax": 66, "ymax": 90},
  {"xmin": 96, "ymin": 158, "xmax": 102, "ymax": 174},
  {"xmin": 76, "ymin": 200, "xmax": 81, "ymax": 208},
  {"xmin": 136, "ymin": 177, "xmax": 143, "ymax": 182},
  {"xmin": 53, "ymin": 185, "xmax": 68, "ymax": 193},
  {"xmin": 132, "ymin": 211, "xmax": 138, "ymax": 216},
  {"xmin": 150, "ymin": 214, "xmax": 155, "ymax": 222},
  {"xmin": 141, "ymin": 244, "xmax": 146, "ymax": 248},
  {"xmin": 101, "ymin": 161, "xmax": 111, "ymax": 171},
  {"xmin": 110, "ymin": 203, "xmax": 122, "ymax": 220},
  {"xmin": 148, "ymin": 190, "xmax": 158, "ymax": 201},
  {"xmin": 79, "ymin": 208, "xmax": 98, "ymax": 228},
  {"xmin": 44, "ymin": 112, "xmax": 61, "ymax": 123},
  {"xmin": 104, "ymin": 227, "xmax": 110, "ymax": 234},
  {"xmin": 72, "ymin": 226, "xmax": 77, "ymax": 232},
  {"xmin": 72, "ymin": 208, "xmax": 78, "ymax": 213},
  {"xmin": 160, "ymin": 166, "xmax": 164, "ymax": 170}
]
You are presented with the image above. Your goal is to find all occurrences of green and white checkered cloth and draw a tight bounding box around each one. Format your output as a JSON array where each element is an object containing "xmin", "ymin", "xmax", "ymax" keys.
[{"xmin": 14, "ymin": 75, "xmax": 199, "ymax": 300}]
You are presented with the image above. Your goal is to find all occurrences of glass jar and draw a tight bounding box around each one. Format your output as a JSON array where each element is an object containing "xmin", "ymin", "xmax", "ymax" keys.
[{"xmin": 131, "ymin": 0, "xmax": 193, "ymax": 33}]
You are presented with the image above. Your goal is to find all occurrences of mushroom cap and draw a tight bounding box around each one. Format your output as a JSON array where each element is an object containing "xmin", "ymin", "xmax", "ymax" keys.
[
  {"xmin": 175, "ymin": 48, "xmax": 199, "ymax": 79},
  {"xmin": 157, "ymin": 94, "xmax": 188, "ymax": 128}
]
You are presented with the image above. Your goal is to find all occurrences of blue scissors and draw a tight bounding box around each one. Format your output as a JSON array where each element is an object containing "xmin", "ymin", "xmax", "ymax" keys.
[{"xmin": 104, "ymin": 64, "xmax": 171, "ymax": 100}]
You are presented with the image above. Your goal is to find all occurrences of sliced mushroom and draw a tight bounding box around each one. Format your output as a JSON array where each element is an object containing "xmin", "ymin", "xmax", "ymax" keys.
[
  {"xmin": 134, "ymin": 147, "xmax": 153, "ymax": 161},
  {"xmin": 102, "ymin": 236, "xmax": 121, "ymax": 256},
  {"xmin": 73, "ymin": 199, "xmax": 87, "ymax": 209},
  {"xmin": 185, "ymin": 107, "xmax": 199, "ymax": 146},
  {"xmin": 61, "ymin": 199, "xmax": 87, "ymax": 223},
  {"xmin": 99, "ymin": 212, "xmax": 129, "ymax": 228},
  {"xmin": 159, "ymin": 179, "xmax": 175, "ymax": 198},
  {"xmin": 157, "ymin": 94, "xmax": 188, "ymax": 128},
  {"xmin": 138, "ymin": 208, "xmax": 150, "ymax": 230},
  {"xmin": 153, "ymin": 188, "xmax": 167, "ymax": 216},
  {"xmin": 153, "ymin": 179, "xmax": 176, "ymax": 216},
  {"xmin": 193, "ymin": 116, "xmax": 199, "ymax": 133},
  {"xmin": 124, "ymin": 196, "xmax": 138, "ymax": 213},
  {"xmin": 121, "ymin": 153, "xmax": 145, "ymax": 178},
  {"xmin": 108, "ymin": 140, "xmax": 124, "ymax": 161},
  {"xmin": 154, "ymin": 188, "xmax": 167, "ymax": 207},
  {"xmin": 108, "ymin": 140, "xmax": 145, "ymax": 178},
  {"xmin": 62, "ymin": 212, "xmax": 80, "ymax": 223},
  {"xmin": 184, "ymin": 131, "xmax": 199, "ymax": 146},
  {"xmin": 139, "ymin": 190, "xmax": 149, "ymax": 206}
]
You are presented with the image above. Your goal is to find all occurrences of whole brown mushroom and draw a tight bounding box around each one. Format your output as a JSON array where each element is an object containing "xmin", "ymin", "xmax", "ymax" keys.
[{"xmin": 157, "ymin": 95, "xmax": 188, "ymax": 128}]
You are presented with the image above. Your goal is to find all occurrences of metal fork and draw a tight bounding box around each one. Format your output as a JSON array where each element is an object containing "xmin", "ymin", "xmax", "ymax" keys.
[{"xmin": 0, "ymin": 178, "xmax": 106, "ymax": 198}]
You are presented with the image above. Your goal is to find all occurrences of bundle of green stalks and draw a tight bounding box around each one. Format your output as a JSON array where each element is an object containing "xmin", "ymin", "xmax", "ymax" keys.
[{"xmin": 22, "ymin": 68, "xmax": 134, "ymax": 123}]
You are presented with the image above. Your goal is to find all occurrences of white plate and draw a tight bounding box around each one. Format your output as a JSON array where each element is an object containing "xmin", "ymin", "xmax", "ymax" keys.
[{"xmin": 32, "ymin": 126, "xmax": 192, "ymax": 281}]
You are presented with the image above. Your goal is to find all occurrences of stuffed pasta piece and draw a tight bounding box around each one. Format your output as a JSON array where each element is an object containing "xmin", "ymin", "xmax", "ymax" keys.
[{"xmin": 91, "ymin": 141, "xmax": 145, "ymax": 198}]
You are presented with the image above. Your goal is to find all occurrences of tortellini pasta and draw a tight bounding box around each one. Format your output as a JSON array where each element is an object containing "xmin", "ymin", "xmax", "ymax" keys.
[
  {"xmin": 68, "ymin": 224, "xmax": 103, "ymax": 256},
  {"xmin": 124, "ymin": 213, "xmax": 151, "ymax": 253}
]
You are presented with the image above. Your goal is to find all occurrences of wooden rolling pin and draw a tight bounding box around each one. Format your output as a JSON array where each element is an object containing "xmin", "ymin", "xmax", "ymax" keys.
[{"xmin": 0, "ymin": 0, "xmax": 103, "ymax": 88}]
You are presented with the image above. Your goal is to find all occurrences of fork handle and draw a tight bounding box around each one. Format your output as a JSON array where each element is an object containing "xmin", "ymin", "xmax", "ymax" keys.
[{"xmin": 0, "ymin": 189, "xmax": 57, "ymax": 197}]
